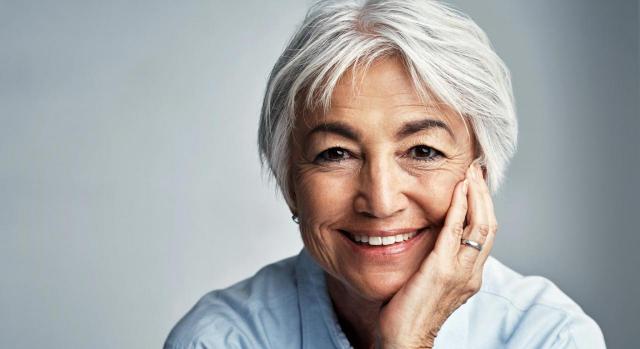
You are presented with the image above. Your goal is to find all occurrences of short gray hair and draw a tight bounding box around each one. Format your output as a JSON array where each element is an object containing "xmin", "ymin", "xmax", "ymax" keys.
[{"xmin": 258, "ymin": 0, "xmax": 517, "ymax": 209}]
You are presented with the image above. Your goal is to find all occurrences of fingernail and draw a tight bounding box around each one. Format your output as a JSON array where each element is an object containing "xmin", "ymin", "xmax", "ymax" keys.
[{"xmin": 463, "ymin": 179, "xmax": 468, "ymax": 194}]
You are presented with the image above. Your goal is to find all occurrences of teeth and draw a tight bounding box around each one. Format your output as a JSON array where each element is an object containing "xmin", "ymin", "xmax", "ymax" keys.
[
  {"xmin": 382, "ymin": 236, "xmax": 395, "ymax": 245},
  {"xmin": 368, "ymin": 236, "xmax": 382, "ymax": 245},
  {"xmin": 351, "ymin": 231, "xmax": 421, "ymax": 246}
]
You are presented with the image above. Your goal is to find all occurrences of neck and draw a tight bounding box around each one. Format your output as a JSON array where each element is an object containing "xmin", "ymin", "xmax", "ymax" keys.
[{"xmin": 326, "ymin": 273, "xmax": 385, "ymax": 349}]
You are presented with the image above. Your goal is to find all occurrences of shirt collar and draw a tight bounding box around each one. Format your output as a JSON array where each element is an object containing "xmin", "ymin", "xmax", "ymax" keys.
[{"xmin": 296, "ymin": 248, "xmax": 352, "ymax": 349}]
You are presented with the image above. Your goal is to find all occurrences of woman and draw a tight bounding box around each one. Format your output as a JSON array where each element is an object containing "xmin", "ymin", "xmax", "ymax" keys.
[{"xmin": 165, "ymin": 1, "xmax": 605, "ymax": 348}]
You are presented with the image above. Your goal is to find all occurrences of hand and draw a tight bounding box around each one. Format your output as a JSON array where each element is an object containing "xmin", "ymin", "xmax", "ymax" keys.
[{"xmin": 376, "ymin": 162, "xmax": 498, "ymax": 349}]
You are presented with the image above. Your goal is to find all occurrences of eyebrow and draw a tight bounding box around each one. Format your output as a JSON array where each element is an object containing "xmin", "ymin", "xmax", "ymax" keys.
[
  {"xmin": 306, "ymin": 118, "xmax": 454, "ymax": 142},
  {"xmin": 395, "ymin": 118, "xmax": 454, "ymax": 141},
  {"xmin": 307, "ymin": 121, "xmax": 360, "ymax": 141}
]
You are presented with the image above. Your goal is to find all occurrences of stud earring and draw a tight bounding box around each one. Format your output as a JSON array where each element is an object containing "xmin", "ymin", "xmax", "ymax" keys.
[{"xmin": 291, "ymin": 214, "xmax": 300, "ymax": 224}]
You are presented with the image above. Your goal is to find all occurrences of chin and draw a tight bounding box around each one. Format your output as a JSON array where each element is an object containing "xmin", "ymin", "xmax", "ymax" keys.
[{"xmin": 355, "ymin": 272, "xmax": 411, "ymax": 303}]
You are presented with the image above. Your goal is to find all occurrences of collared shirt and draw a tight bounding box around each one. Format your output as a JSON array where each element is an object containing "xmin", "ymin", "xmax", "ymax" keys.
[{"xmin": 164, "ymin": 248, "xmax": 606, "ymax": 348}]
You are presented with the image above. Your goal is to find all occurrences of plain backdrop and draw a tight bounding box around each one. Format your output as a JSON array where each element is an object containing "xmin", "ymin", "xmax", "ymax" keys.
[{"xmin": 1, "ymin": 0, "xmax": 638, "ymax": 348}]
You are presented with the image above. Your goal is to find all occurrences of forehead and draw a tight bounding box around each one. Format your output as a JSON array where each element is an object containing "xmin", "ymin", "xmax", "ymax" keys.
[
  {"xmin": 332, "ymin": 56, "xmax": 420, "ymax": 107},
  {"xmin": 297, "ymin": 56, "xmax": 471, "ymax": 142}
]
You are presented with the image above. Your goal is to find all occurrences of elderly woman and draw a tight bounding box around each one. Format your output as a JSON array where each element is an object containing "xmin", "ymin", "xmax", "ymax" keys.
[{"xmin": 165, "ymin": 1, "xmax": 605, "ymax": 348}]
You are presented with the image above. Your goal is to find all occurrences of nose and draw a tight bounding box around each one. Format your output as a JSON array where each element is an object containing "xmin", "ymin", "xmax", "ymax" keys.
[{"xmin": 353, "ymin": 154, "xmax": 409, "ymax": 219}]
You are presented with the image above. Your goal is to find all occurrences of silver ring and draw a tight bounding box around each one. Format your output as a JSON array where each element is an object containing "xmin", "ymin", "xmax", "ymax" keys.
[{"xmin": 461, "ymin": 238, "xmax": 483, "ymax": 251}]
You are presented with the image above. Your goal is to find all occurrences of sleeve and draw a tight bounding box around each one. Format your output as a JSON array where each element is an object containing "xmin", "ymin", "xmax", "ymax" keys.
[
  {"xmin": 502, "ymin": 303, "xmax": 606, "ymax": 349},
  {"xmin": 549, "ymin": 313, "xmax": 607, "ymax": 349},
  {"xmin": 163, "ymin": 315, "xmax": 260, "ymax": 349},
  {"xmin": 163, "ymin": 292, "xmax": 268, "ymax": 349},
  {"xmin": 163, "ymin": 327, "xmax": 247, "ymax": 349}
]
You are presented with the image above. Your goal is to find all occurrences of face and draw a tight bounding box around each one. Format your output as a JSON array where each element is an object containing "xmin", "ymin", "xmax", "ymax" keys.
[{"xmin": 290, "ymin": 56, "xmax": 477, "ymax": 302}]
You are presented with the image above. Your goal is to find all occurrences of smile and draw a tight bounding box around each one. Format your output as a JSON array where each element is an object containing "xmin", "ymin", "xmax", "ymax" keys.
[{"xmin": 339, "ymin": 228, "xmax": 427, "ymax": 247}]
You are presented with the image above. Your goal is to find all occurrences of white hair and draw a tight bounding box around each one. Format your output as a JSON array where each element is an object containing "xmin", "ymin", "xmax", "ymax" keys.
[{"xmin": 258, "ymin": 0, "xmax": 517, "ymax": 209}]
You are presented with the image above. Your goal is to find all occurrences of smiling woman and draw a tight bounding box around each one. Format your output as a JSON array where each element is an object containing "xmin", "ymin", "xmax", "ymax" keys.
[{"xmin": 164, "ymin": 1, "xmax": 606, "ymax": 348}]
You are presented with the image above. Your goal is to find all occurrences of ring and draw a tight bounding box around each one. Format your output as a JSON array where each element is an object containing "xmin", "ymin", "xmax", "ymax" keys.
[{"xmin": 461, "ymin": 238, "xmax": 483, "ymax": 251}]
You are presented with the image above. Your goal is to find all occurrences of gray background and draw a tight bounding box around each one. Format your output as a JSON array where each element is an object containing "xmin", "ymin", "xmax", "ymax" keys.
[{"xmin": 1, "ymin": 0, "xmax": 637, "ymax": 348}]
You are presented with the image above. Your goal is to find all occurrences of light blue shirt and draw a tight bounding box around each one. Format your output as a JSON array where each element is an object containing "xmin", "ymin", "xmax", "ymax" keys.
[{"xmin": 164, "ymin": 248, "xmax": 606, "ymax": 348}]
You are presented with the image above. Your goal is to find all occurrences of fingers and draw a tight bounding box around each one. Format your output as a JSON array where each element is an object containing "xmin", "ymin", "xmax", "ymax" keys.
[
  {"xmin": 457, "ymin": 162, "xmax": 493, "ymax": 269},
  {"xmin": 432, "ymin": 160, "xmax": 498, "ymax": 276},
  {"xmin": 472, "ymin": 167, "xmax": 498, "ymax": 274}
]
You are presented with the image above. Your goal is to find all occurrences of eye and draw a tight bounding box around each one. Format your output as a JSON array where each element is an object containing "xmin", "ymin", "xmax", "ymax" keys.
[
  {"xmin": 315, "ymin": 147, "xmax": 352, "ymax": 163},
  {"xmin": 408, "ymin": 145, "xmax": 443, "ymax": 161}
]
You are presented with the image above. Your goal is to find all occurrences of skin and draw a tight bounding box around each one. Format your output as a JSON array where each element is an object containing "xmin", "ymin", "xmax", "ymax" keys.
[{"xmin": 289, "ymin": 56, "xmax": 498, "ymax": 348}]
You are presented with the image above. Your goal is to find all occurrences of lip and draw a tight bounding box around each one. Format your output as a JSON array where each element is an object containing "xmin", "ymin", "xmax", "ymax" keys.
[{"xmin": 337, "ymin": 226, "xmax": 431, "ymax": 258}]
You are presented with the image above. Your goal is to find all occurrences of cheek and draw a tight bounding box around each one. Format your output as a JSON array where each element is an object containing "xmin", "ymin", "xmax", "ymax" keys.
[
  {"xmin": 295, "ymin": 170, "xmax": 355, "ymax": 224},
  {"xmin": 411, "ymin": 171, "xmax": 459, "ymax": 224},
  {"xmin": 294, "ymin": 170, "xmax": 356, "ymax": 275}
]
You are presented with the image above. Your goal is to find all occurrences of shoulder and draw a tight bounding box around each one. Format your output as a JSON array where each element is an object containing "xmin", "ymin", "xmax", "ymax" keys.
[
  {"xmin": 469, "ymin": 256, "xmax": 606, "ymax": 348},
  {"xmin": 164, "ymin": 254, "xmax": 301, "ymax": 349}
]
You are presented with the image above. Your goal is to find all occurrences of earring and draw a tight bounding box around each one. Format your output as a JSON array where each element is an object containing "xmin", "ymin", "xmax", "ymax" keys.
[{"xmin": 291, "ymin": 214, "xmax": 300, "ymax": 224}]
